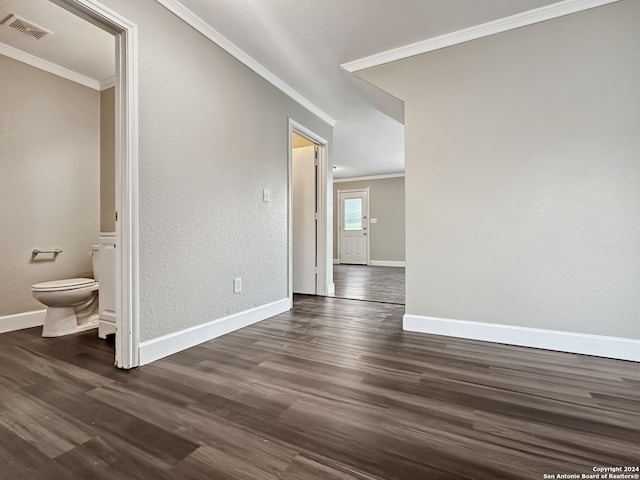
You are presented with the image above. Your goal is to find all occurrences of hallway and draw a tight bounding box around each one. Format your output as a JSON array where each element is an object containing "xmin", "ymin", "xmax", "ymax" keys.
[{"xmin": 332, "ymin": 264, "xmax": 405, "ymax": 304}]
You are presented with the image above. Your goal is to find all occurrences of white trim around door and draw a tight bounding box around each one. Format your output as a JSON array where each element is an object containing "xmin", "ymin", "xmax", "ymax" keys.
[
  {"xmin": 51, "ymin": 0, "xmax": 139, "ymax": 369},
  {"xmin": 288, "ymin": 118, "xmax": 332, "ymax": 305}
]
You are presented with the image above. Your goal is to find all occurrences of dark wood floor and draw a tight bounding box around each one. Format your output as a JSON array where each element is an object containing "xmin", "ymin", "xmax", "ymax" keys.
[
  {"xmin": 1, "ymin": 295, "xmax": 639, "ymax": 479},
  {"xmin": 332, "ymin": 265, "xmax": 405, "ymax": 304}
]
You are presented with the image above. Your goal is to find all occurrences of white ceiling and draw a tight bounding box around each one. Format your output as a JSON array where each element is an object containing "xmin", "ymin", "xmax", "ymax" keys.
[
  {"xmin": 0, "ymin": 0, "xmax": 566, "ymax": 178},
  {"xmin": 168, "ymin": 0, "xmax": 561, "ymax": 178}
]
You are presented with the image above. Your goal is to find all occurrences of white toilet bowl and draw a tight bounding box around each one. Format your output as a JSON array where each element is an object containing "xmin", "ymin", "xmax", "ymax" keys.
[
  {"xmin": 32, "ymin": 278, "xmax": 99, "ymax": 337},
  {"xmin": 31, "ymin": 245, "xmax": 101, "ymax": 337}
]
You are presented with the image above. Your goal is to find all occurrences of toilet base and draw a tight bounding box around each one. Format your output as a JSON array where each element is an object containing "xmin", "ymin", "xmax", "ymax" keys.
[{"xmin": 42, "ymin": 307, "xmax": 99, "ymax": 337}]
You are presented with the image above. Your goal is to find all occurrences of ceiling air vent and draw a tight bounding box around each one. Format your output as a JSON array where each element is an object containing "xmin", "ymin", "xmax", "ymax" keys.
[{"xmin": 2, "ymin": 15, "xmax": 51, "ymax": 40}]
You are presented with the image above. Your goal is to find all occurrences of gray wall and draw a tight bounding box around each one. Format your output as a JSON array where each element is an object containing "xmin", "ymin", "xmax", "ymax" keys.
[
  {"xmin": 98, "ymin": 0, "xmax": 333, "ymax": 342},
  {"xmin": 100, "ymin": 87, "xmax": 115, "ymax": 233},
  {"xmin": 359, "ymin": 0, "xmax": 640, "ymax": 339},
  {"xmin": 0, "ymin": 55, "xmax": 100, "ymax": 316},
  {"xmin": 333, "ymin": 177, "xmax": 405, "ymax": 263}
]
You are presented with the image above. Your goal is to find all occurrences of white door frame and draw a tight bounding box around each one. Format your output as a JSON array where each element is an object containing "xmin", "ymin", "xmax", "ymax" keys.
[
  {"xmin": 337, "ymin": 188, "xmax": 370, "ymax": 265},
  {"xmin": 51, "ymin": 0, "xmax": 140, "ymax": 369},
  {"xmin": 288, "ymin": 118, "xmax": 333, "ymax": 305}
]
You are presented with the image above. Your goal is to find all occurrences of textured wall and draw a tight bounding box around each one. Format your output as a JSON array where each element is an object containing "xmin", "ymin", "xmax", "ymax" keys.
[
  {"xmin": 100, "ymin": 87, "xmax": 115, "ymax": 233},
  {"xmin": 333, "ymin": 177, "xmax": 405, "ymax": 262},
  {"xmin": 359, "ymin": 0, "xmax": 640, "ymax": 339},
  {"xmin": 97, "ymin": 0, "xmax": 333, "ymax": 342},
  {"xmin": 0, "ymin": 55, "xmax": 100, "ymax": 316}
]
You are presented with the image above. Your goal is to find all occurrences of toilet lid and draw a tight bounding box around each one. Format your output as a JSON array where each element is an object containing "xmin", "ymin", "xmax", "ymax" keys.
[{"xmin": 32, "ymin": 278, "xmax": 96, "ymax": 292}]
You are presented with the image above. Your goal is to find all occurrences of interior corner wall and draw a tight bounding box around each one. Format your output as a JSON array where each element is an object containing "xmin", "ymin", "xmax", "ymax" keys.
[
  {"xmin": 333, "ymin": 177, "xmax": 405, "ymax": 263},
  {"xmin": 100, "ymin": 87, "xmax": 116, "ymax": 232},
  {"xmin": 358, "ymin": 0, "xmax": 640, "ymax": 340},
  {"xmin": 0, "ymin": 54, "xmax": 100, "ymax": 316},
  {"xmin": 97, "ymin": 0, "xmax": 333, "ymax": 342}
]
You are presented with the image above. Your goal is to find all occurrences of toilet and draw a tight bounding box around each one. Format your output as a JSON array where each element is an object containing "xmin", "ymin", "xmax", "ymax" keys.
[{"xmin": 31, "ymin": 245, "xmax": 100, "ymax": 337}]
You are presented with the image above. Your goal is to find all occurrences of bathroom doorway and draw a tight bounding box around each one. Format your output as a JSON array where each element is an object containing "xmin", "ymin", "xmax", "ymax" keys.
[
  {"xmin": 0, "ymin": 0, "xmax": 110, "ymax": 336},
  {"xmin": 0, "ymin": 0, "xmax": 132, "ymax": 362},
  {"xmin": 292, "ymin": 134, "xmax": 317, "ymax": 295}
]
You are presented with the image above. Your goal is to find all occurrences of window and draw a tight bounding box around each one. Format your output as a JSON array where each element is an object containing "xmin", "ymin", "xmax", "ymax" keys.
[{"xmin": 344, "ymin": 198, "xmax": 362, "ymax": 230}]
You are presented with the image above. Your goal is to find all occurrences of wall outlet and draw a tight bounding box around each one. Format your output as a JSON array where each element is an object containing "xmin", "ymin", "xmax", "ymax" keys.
[
  {"xmin": 263, "ymin": 188, "xmax": 270, "ymax": 203},
  {"xmin": 233, "ymin": 277, "xmax": 242, "ymax": 293}
]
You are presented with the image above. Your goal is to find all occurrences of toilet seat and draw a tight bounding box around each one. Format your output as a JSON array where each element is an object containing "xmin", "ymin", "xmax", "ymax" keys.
[{"xmin": 32, "ymin": 278, "xmax": 96, "ymax": 292}]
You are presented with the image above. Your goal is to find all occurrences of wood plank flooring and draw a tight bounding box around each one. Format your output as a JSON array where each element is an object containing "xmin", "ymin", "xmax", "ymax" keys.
[
  {"xmin": 0, "ymin": 295, "xmax": 639, "ymax": 479},
  {"xmin": 332, "ymin": 265, "xmax": 405, "ymax": 304}
]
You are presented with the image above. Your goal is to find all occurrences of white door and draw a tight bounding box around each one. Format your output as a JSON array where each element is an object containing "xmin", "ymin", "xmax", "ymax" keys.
[
  {"xmin": 292, "ymin": 145, "xmax": 317, "ymax": 294},
  {"xmin": 339, "ymin": 189, "xmax": 369, "ymax": 265}
]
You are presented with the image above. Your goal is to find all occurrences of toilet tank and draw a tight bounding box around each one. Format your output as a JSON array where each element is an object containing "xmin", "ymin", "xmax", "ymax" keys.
[{"xmin": 91, "ymin": 245, "xmax": 100, "ymax": 282}]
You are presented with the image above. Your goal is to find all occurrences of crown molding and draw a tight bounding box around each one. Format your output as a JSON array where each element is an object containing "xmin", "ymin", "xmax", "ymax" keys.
[
  {"xmin": 0, "ymin": 42, "xmax": 101, "ymax": 90},
  {"xmin": 333, "ymin": 172, "xmax": 404, "ymax": 183},
  {"xmin": 100, "ymin": 75, "xmax": 115, "ymax": 90},
  {"xmin": 155, "ymin": 0, "xmax": 336, "ymax": 127},
  {"xmin": 341, "ymin": 0, "xmax": 622, "ymax": 72}
]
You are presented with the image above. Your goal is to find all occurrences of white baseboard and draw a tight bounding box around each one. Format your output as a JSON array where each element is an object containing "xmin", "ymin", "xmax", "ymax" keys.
[
  {"xmin": 403, "ymin": 314, "xmax": 640, "ymax": 362},
  {"xmin": 369, "ymin": 260, "xmax": 406, "ymax": 267},
  {"xmin": 333, "ymin": 259, "xmax": 340, "ymax": 265},
  {"xmin": 0, "ymin": 310, "xmax": 46, "ymax": 334},
  {"xmin": 139, "ymin": 298, "xmax": 290, "ymax": 365}
]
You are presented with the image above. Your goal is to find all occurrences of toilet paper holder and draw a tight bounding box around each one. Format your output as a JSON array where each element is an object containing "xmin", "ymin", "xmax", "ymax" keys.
[{"xmin": 32, "ymin": 248, "xmax": 63, "ymax": 256}]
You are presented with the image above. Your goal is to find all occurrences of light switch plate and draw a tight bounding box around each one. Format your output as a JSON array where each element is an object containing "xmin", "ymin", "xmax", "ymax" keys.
[{"xmin": 370, "ymin": 218, "xmax": 378, "ymax": 224}]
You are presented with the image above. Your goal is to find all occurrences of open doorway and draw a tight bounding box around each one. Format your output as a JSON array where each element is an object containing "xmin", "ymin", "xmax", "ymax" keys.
[
  {"xmin": 332, "ymin": 175, "xmax": 405, "ymax": 305},
  {"xmin": 52, "ymin": 0, "xmax": 139, "ymax": 368},
  {"xmin": 292, "ymin": 133, "xmax": 317, "ymax": 295},
  {"xmin": 0, "ymin": 0, "xmax": 137, "ymax": 367},
  {"xmin": 288, "ymin": 119, "xmax": 332, "ymax": 305}
]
